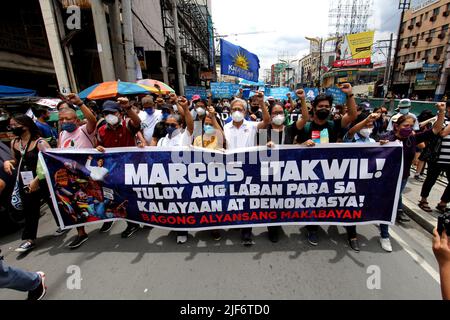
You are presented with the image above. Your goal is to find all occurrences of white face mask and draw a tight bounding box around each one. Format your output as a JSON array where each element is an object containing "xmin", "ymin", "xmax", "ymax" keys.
[
  {"xmin": 223, "ymin": 102, "xmax": 230, "ymax": 108},
  {"xmin": 359, "ymin": 128, "xmax": 373, "ymax": 138},
  {"xmin": 272, "ymin": 115, "xmax": 285, "ymax": 126},
  {"xmin": 232, "ymin": 111, "xmax": 244, "ymax": 123},
  {"xmin": 105, "ymin": 114, "xmax": 119, "ymax": 126},
  {"xmin": 196, "ymin": 108, "xmax": 206, "ymax": 117}
]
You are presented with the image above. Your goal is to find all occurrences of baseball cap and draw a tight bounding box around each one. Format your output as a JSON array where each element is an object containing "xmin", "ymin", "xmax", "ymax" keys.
[
  {"xmin": 192, "ymin": 95, "xmax": 201, "ymax": 102},
  {"xmin": 398, "ymin": 99, "xmax": 411, "ymax": 109},
  {"xmin": 102, "ymin": 100, "xmax": 121, "ymax": 113},
  {"xmin": 358, "ymin": 102, "xmax": 371, "ymax": 111}
]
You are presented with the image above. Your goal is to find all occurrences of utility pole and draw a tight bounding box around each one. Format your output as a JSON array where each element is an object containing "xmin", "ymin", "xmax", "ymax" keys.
[
  {"xmin": 39, "ymin": 0, "xmax": 72, "ymax": 94},
  {"xmin": 91, "ymin": 0, "xmax": 115, "ymax": 81},
  {"xmin": 108, "ymin": 0, "xmax": 126, "ymax": 81},
  {"xmin": 173, "ymin": 0, "xmax": 185, "ymax": 95},
  {"xmin": 383, "ymin": 33, "xmax": 394, "ymax": 98},
  {"xmin": 390, "ymin": 0, "xmax": 411, "ymax": 94},
  {"xmin": 122, "ymin": 0, "xmax": 136, "ymax": 82},
  {"xmin": 318, "ymin": 38, "xmax": 323, "ymax": 89},
  {"xmin": 51, "ymin": 0, "xmax": 78, "ymax": 93}
]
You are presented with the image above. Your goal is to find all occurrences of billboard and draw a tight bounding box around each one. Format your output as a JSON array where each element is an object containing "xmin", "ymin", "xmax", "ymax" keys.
[{"xmin": 333, "ymin": 31, "xmax": 375, "ymax": 68}]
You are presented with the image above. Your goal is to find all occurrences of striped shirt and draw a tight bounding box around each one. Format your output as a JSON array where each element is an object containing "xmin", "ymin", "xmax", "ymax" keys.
[{"xmin": 438, "ymin": 119, "xmax": 450, "ymax": 165}]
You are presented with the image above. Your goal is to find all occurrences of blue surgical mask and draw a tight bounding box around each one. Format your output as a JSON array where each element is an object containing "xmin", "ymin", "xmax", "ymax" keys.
[
  {"xmin": 62, "ymin": 122, "xmax": 77, "ymax": 133},
  {"xmin": 161, "ymin": 113, "xmax": 169, "ymax": 121},
  {"xmin": 166, "ymin": 126, "xmax": 177, "ymax": 136},
  {"xmin": 145, "ymin": 108, "xmax": 155, "ymax": 116},
  {"xmin": 399, "ymin": 108, "xmax": 409, "ymax": 115},
  {"xmin": 204, "ymin": 125, "xmax": 216, "ymax": 135}
]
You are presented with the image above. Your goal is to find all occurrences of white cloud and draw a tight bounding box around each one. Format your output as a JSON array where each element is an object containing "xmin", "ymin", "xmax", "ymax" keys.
[{"xmin": 211, "ymin": 0, "xmax": 401, "ymax": 72}]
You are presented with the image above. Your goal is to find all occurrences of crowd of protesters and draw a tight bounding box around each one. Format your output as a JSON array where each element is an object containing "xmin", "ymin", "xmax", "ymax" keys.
[{"xmin": 1, "ymin": 83, "xmax": 450, "ymax": 299}]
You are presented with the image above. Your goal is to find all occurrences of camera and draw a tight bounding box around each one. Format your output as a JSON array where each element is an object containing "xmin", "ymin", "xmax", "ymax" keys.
[{"xmin": 437, "ymin": 213, "xmax": 450, "ymax": 236}]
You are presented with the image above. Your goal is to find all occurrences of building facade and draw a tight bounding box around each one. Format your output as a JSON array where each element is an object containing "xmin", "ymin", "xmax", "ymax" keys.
[{"xmin": 393, "ymin": 0, "xmax": 450, "ymax": 99}]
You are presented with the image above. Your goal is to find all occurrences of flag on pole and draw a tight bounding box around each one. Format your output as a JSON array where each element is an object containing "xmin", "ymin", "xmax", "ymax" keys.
[{"xmin": 220, "ymin": 39, "xmax": 260, "ymax": 82}]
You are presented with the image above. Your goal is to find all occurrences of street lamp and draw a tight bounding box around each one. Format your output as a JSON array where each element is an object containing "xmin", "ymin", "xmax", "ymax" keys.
[
  {"xmin": 279, "ymin": 58, "xmax": 299, "ymax": 89},
  {"xmin": 305, "ymin": 36, "xmax": 337, "ymax": 88}
]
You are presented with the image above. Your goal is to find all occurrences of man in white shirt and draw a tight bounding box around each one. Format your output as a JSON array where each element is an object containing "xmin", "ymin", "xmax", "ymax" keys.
[
  {"xmin": 85, "ymin": 156, "xmax": 109, "ymax": 182},
  {"xmin": 138, "ymin": 96, "xmax": 162, "ymax": 144},
  {"xmin": 223, "ymin": 92, "xmax": 270, "ymax": 246},
  {"xmin": 387, "ymin": 99, "xmax": 420, "ymax": 131}
]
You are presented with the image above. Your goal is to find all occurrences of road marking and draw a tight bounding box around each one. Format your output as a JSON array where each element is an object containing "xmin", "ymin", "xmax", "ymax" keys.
[{"xmin": 389, "ymin": 228, "xmax": 440, "ymax": 283}]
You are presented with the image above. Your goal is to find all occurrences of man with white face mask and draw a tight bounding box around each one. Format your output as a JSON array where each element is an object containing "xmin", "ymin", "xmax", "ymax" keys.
[
  {"xmin": 223, "ymin": 92, "xmax": 270, "ymax": 246},
  {"xmin": 387, "ymin": 99, "xmax": 419, "ymax": 131},
  {"xmin": 96, "ymin": 98, "xmax": 142, "ymax": 239}
]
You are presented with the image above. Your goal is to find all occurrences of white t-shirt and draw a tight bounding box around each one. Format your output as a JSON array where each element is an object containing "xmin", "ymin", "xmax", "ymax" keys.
[
  {"xmin": 139, "ymin": 110, "xmax": 162, "ymax": 143},
  {"xmin": 224, "ymin": 120, "xmax": 259, "ymax": 150},
  {"xmin": 157, "ymin": 130, "xmax": 192, "ymax": 147},
  {"xmin": 85, "ymin": 159, "xmax": 109, "ymax": 181},
  {"xmin": 59, "ymin": 124, "xmax": 95, "ymax": 149}
]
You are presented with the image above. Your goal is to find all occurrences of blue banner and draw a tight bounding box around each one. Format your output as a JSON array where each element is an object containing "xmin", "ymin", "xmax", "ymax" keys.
[
  {"xmin": 304, "ymin": 88, "xmax": 320, "ymax": 101},
  {"xmin": 210, "ymin": 82, "xmax": 240, "ymax": 99},
  {"xmin": 267, "ymin": 87, "xmax": 290, "ymax": 100},
  {"xmin": 40, "ymin": 144, "xmax": 403, "ymax": 231},
  {"xmin": 185, "ymin": 86, "xmax": 208, "ymax": 100},
  {"xmin": 220, "ymin": 39, "xmax": 260, "ymax": 82},
  {"xmin": 326, "ymin": 87, "xmax": 347, "ymax": 105}
]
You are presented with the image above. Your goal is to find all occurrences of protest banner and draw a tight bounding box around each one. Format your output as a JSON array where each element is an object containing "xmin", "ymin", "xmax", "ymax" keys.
[
  {"xmin": 40, "ymin": 143, "xmax": 403, "ymax": 231},
  {"xmin": 185, "ymin": 86, "xmax": 208, "ymax": 100},
  {"xmin": 326, "ymin": 87, "xmax": 347, "ymax": 105},
  {"xmin": 304, "ymin": 88, "xmax": 319, "ymax": 101},
  {"xmin": 266, "ymin": 87, "xmax": 290, "ymax": 100},
  {"xmin": 210, "ymin": 82, "xmax": 240, "ymax": 99}
]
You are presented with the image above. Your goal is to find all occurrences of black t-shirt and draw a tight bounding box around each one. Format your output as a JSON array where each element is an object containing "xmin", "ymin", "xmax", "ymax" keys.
[
  {"xmin": 257, "ymin": 123, "xmax": 298, "ymax": 146},
  {"xmin": 296, "ymin": 119, "xmax": 343, "ymax": 144}
]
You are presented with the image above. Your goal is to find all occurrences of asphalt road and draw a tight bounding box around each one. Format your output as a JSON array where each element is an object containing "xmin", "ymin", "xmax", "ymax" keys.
[{"xmin": 0, "ymin": 205, "xmax": 442, "ymax": 300}]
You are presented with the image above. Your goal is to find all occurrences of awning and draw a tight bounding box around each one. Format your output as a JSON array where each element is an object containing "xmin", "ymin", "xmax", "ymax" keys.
[{"xmin": 0, "ymin": 85, "xmax": 37, "ymax": 98}]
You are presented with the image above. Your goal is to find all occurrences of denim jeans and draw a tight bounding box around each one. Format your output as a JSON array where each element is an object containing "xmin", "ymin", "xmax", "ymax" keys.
[{"xmin": 0, "ymin": 256, "xmax": 40, "ymax": 292}]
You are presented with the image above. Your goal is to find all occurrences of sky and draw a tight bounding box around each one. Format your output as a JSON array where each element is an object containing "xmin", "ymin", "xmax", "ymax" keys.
[{"xmin": 211, "ymin": 0, "xmax": 404, "ymax": 73}]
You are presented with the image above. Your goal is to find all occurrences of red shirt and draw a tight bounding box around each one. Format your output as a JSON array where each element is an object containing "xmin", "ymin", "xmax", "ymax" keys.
[{"xmin": 97, "ymin": 119, "xmax": 138, "ymax": 148}]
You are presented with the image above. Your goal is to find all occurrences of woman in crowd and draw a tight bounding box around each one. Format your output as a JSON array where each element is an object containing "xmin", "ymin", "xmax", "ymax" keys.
[{"xmin": 3, "ymin": 114, "xmax": 51, "ymax": 253}]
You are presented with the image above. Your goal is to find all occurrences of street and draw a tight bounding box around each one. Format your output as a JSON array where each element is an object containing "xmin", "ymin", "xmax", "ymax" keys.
[{"xmin": 0, "ymin": 204, "xmax": 441, "ymax": 300}]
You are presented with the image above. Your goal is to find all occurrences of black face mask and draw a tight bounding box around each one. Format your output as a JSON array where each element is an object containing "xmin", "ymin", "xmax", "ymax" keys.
[
  {"xmin": 316, "ymin": 109, "xmax": 330, "ymax": 120},
  {"xmin": 251, "ymin": 106, "xmax": 259, "ymax": 112},
  {"xmin": 12, "ymin": 127, "xmax": 25, "ymax": 136}
]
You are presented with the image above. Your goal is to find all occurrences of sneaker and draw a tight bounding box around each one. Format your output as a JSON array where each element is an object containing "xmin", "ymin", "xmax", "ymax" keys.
[
  {"xmin": 268, "ymin": 228, "xmax": 280, "ymax": 243},
  {"xmin": 121, "ymin": 225, "xmax": 140, "ymax": 238},
  {"xmin": 348, "ymin": 238, "xmax": 360, "ymax": 252},
  {"xmin": 99, "ymin": 221, "xmax": 115, "ymax": 233},
  {"xmin": 15, "ymin": 241, "xmax": 36, "ymax": 253},
  {"xmin": 68, "ymin": 234, "xmax": 88, "ymax": 249},
  {"xmin": 27, "ymin": 271, "xmax": 47, "ymax": 300},
  {"xmin": 241, "ymin": 237, "xmax": 255, "ymax": 247},
  {"xmin": 307, "ymin": 231, "xmax": 319, "ymax": 246},
  {"xmin": 211, "ymin": 230, "xmax": 222, "ymax": 241},
  {"xmin": 177, "ymin": 234, "xmax": 188, "ymax": 244},
  {"xmin": 53, "ymin": 227, "xmax": 69, "ymax": 237},
  {"xmin": 380, "ymin": 238, "xmax": 393, "ymax": 252}
]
